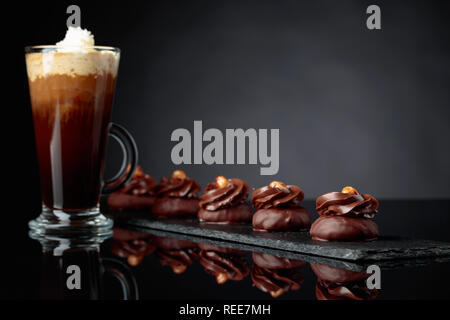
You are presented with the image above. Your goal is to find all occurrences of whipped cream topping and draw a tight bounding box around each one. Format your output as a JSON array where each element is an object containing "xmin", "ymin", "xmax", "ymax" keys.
[
  {"xmin": 56, "ymin": 26, "xmax": 95, "ymax": 49},
  {"xmin": 26, "ymin": 26, "xmax": 119, "ymax": 81}
]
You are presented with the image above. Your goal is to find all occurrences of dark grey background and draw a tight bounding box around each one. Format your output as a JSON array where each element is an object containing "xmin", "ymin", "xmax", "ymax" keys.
[{"xmin": 15, "ymin": 0, "xmax": 450, "ymax": 201}]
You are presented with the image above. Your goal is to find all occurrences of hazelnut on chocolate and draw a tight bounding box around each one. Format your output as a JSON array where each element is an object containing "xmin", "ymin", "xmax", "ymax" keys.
[
  {"xmin": 215, "ymin": 175, "xmax": 229, "ymax": 189},
  {"xmin": 172, "ymin": 169, "xmax": 187, "ymax": 180},
  {"xmin": 341, "ymin": 186, "xmax": 359, "ymax": 195}
]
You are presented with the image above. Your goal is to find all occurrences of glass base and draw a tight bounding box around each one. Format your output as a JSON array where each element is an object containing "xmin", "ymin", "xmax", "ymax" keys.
[{"xmin": 29, "ymin": 205, "xmax": 113, "ymax": 237}]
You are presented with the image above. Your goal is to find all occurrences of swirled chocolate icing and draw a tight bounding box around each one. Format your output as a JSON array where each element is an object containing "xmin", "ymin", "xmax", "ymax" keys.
[
  {"xmin": 251, "ymin": 185, "xmax": 304, "ymax": 209},
  {"xmin": 199, "ymin": 178, "xmax": 249, "ymax": 211},
  {"xmin": 155, "ymin": 176, "xmax": 201, "ymax": 198},
  {"xmin": 119, "ymin": 166, "xmax": 156, "ymax": 196},
  {"xmin": 316, "ymin": 192, "xmax": 378, "ymax": 219}
]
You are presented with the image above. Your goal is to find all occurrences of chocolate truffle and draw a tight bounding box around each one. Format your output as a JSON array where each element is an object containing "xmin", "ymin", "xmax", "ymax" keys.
[
  {"xmin": 251, "ymin": 181, "xmax": 311, "ymax": 231},
  {"xmin": 251, "ymin": 253, "xmax": 305, "ymax": 298},
  {"xmin": 198, "ymin": 176, "xmax": 252, "ymax": 224},
  {"xmin": 310, "ymin": 186, "xmax": 379, "ymax": 241},
  {"xmin": 199, "ymin": 245, "xmax": 249, "ymax": 284},
  {"xmin": 311, "ymin": 263, "xmax": 378, "ymax": 300},
  {"xmin": 107, "ymin": 165, "xmax": 156, "ymax": 211},
  {"xmin": 152, "ymin": 170, "xmax": 201, "ymax": 217}
]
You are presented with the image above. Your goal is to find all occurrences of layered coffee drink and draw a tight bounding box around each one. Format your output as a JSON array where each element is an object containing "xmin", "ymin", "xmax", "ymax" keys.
[{"xmin": 26, "ymin": 27, "xmax": 120, "ymax": 211}]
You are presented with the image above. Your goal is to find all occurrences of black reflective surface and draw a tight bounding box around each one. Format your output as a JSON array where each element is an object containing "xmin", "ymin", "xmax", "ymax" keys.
[{"xmin": 2, "ymin": 200, "xmax": 450, "ymax": 300}]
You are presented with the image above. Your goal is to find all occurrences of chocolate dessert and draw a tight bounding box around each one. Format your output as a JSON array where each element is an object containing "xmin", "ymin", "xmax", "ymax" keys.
[
  {"xmin": 153, "ymin": 236, "xmax": 199, "ymax": 274},
  {"xmin": 198, "ymin": 176, "xmax": 252, "ymax": 223},
  {"xmin": 310, "ymin": 186, "xmax": 379, "ymax": 241},
  {"xmin": 152, "ymin": 170, "xmax": 201, "ymax": 217},
  {"xmin": 199, "ymin": 244, "xmax": 249, "ymax": 284},
  {"xmin": 107, "ymin": 166, "xmax": 156, "ymax": 211},
  {"xmin": 251, "ymin": 181, "xmax": 311, "ymax": 231},
  {"xmin": 251, "ymin": 253, "xmax": 305, "ymax": 298},
  {"xmin": 311, "ymin": 263, "xmax": 378, "ymax": 300}
]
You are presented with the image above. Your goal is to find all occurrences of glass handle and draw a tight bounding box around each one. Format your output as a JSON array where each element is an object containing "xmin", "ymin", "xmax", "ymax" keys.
[
  {"xmin": 102, "ymin": 123, "xmax": 138, "ymax": 194},
  {"xmin": 101, "ymin": 258, "xmax": 139, "ymax": 300}
]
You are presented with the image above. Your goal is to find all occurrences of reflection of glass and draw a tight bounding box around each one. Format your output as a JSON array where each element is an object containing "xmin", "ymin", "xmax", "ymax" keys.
[
  {"xmin": 311, "ymin": 263, "xmax": 378, "ymax": 300},
  {"xmin": 30, "ymin": 231, "xmax": 138, "ymax": 300},
  {"xmin": 251, "ymin": 253, "xmax": 305, "ymax": 298}
]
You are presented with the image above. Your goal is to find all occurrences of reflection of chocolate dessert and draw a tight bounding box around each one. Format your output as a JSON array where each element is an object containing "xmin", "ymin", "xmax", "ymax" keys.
[
  {"xmin": 252, "ymin": 253, "xmax": 306, "ymax": 269},
  {"xmin": 153, "ymin": 236, "xmax": 199, "ymax": 274},
  {"xmin": 152, "ymin": 170, "xmax": 201, "ymax": 217},
  {"xmin": 107, "ymin": 166, "xmax": 156, "ymax": 211},
  {"xmin": 199, "ymin": 244, "xmax": 249, "ymax": 284},
  {"xmin": 111, "ymin": 228, "xmax": 156, "ymax": 267},
  {"xmin": 311, "ymin": 263, "xmax": 378, "ymax": 300},
  {"xmin": 310, "ymin": 186, "xmax": 379, "ymax": 241},
  {"xmin": 251, "ymin": 253, "xmax": 305, "ymax": 298},
  {"xmin": 198, "ymin": 176, "xmax": 252, "ymax": 223},
  {"xmin": 251, "ymin": 181, "xmax": 311, "ymax": 231}
]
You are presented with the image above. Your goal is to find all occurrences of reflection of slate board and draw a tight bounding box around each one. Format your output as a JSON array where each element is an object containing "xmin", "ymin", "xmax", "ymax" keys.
[
  {"xmin": 121, "ymin": 224, "xmax": 450, "ymax": 271},
  {"xmin": 110, "ymin": 213, "xmax": 450, "ymax": 261}
]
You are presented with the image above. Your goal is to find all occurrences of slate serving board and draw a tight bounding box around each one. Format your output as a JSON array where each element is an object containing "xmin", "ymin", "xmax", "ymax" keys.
[{"xmin": 109, "ymin": 213, "xmax": 450, "ymax": 261}]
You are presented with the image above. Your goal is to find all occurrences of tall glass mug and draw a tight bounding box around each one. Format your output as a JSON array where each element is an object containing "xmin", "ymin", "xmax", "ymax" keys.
[{"xmin": 25, "ymin": 46, "xmax": 137, "ymax": 235}]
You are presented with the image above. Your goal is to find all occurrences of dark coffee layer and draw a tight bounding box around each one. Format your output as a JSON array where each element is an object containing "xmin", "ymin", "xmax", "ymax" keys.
[{"xmin": 29, "ymin": 74, "xmax": 117, "ymax": 211}]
